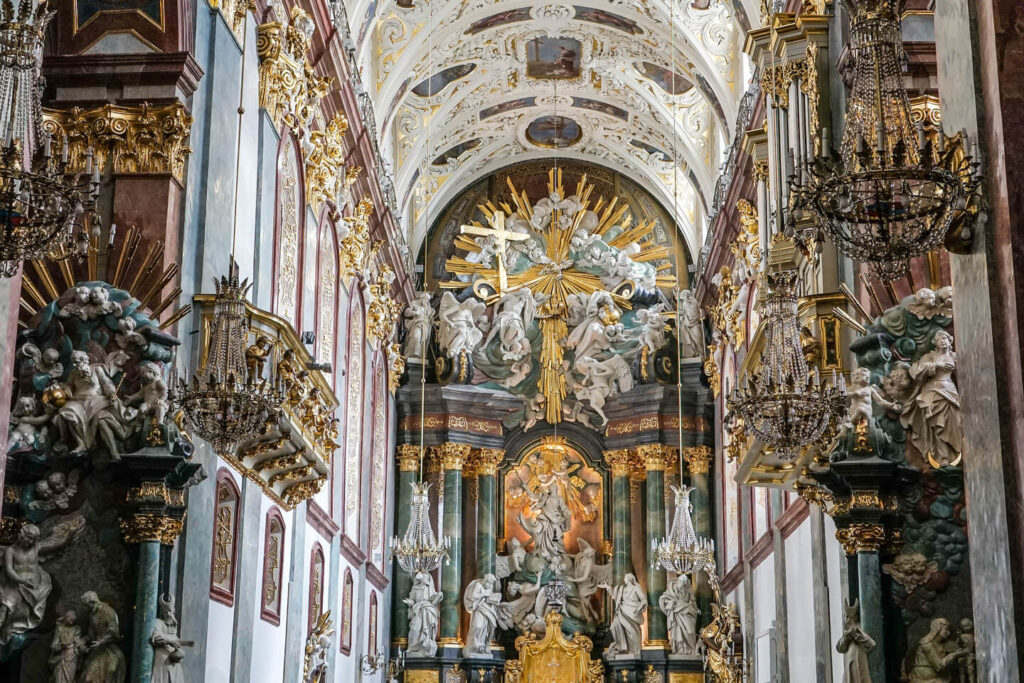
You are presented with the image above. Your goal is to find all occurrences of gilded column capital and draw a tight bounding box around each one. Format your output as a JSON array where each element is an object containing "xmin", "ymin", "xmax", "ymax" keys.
[
  {"xmin": 835, "ymin": 522, "xmax": 887, "ymax": 555},
  {"xmin": 635, "ymin": 444, "xmax": 668, "ymax": 472},
  {"xmin": 120, "ymin": 514, "xmax": 183, "ymax": 545},
  {"xmin": 433, "ymin": 443, "xmax": 472, "ymax": 471},
  {"xmin": 474, "ymin": 448, "xmax": 504, "ymax": 476},
  {"xmin": 42, "ymin": 103, "xmax": 194, "ymax": 182},
  {"xmin": 396, "ymin": 444, "xmax": 423, "ymax": 472},
  {"xmin": 682, "ymin": 446, "xmax": 713, "ymax": 475},
  {"xmin": 603, "ymin": 449, "xmax": 631, "ymax": 477},
  {"xmin": 752, "ymin": 160, "xmax": 770, "ymax": 184}
]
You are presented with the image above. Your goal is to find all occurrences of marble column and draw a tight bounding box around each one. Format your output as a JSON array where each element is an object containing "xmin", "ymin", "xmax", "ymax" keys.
[
  {"xmin": 638, "ymin": 444, "xmax": 668, "ymax": 647},
  {"xmin": 603, "ymin": 449, "xmax": 633, "ymax": 583},
  {"xmin": 437, "ymin": 443, "xmax": 470, "ymax": 647},
  {"xmin": 391, "ymin": 445, "xmax": 421, "ymax": 646},
  {"xmin": 130, "ymin": 540, "xmax": 161, "ymax": 683},
  {"xmin": 838, "ymin": 524, "xmax": 887, "ymax": 683},
  {"xmin": 475, "ymin": 449, "xmax": 504, "ymax": 577}
]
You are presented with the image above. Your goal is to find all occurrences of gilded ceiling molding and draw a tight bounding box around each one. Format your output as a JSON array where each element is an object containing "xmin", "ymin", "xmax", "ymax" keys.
[
  {"xmin": 256, "ymin": 7, "xmax": 332, "ymax": 134},
  {"xmin": 42, "ymin": 103, "xmax": 193, "ymax": 182}
]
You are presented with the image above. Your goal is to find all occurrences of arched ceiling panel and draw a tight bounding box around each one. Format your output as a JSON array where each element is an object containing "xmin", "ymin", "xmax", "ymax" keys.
[{"xmin": 357, "ymin": 0, "xmax": 743, "ymax": 261}]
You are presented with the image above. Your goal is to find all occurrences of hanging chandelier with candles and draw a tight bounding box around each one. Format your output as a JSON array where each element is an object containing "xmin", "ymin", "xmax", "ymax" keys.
[
  {"xmin": 0, "ymin": 0, "xmax": 96, "ymax": 277},
  {"xmin": 174, "ymin": 271, "xmax": 279, "ymax": 455},
  {"xmin": 727, "ymin": 269, "xmax": 847, "ymax": 460},
  {"xmin": 793, "ymin": 0, "xmax": 981, "ymax": 281},
  {"xmin": 391, "ymin": 479, "xmax": 450, "ymax": 575},
  {"xmin": 653, "ymin": 485, "xmax": 716, "ymax": 575}
]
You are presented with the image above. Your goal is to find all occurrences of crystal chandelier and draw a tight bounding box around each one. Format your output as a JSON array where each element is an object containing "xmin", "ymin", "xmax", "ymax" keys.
[
  {"xmin": 0, "ymin": 0, "xmax": 95, "ymax": 277},
  {"xmin": 390, "ymin": 480, "xmax": 450, "ymax": 574},
  {"xmin": 174, "ymin": 271, "xmax": 278, "ymax": 455},
  {"xmin": 794, "ymin": 0, "xmax": 981, "ymax": 281},
  {"xmin": 727, "ymin": 269, "xmax": 847, "ymax": 459},
  {"xmin": 653, "ymin": 485, "xmax": 716, "ymax": 575}
]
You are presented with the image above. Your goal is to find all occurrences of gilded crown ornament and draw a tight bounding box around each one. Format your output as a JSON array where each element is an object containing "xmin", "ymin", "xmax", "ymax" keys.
[
  {"xmin": 727, "ymin": 269, "xmax": 847, "ymax": 460},
  {"xmin": 793, "ymin": 0, "xmax": 982, "ymax": 281},
  {"xmin": 174, "ymin": 270, "xmax": 279, "ymax": 455},
  {"xmin": 0, "ymin": 0, "xmax": 97, "ymax": 277}
]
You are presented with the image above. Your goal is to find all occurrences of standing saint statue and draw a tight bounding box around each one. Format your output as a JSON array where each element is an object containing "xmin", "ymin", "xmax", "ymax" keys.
[
  {"xmin": 659, "ymin": 574, "xmax": 700, "ymax": 656},
  {"xmin": 462, "ymin": 575, "xmax": 501, "ymax": 658},
  {"xmin": 404, "ymin": 572, "xmax": 442, "ymax": 657},
  {"xmin": 835, "ymin": 600, "xmax": 874, "ymax": 683},
  {"xmin": 902, "ymin": 331, "xmax": 964, "ymax": 466},
  {"xmin": 402, "ymin": 292, "xmax": 434, "ymax": 359},
  {"xmin": 151, "ymin": 594, "xmax": 193, "ymax": 683},
  {"xmin": 599, "ymin": 573, "xmax": 646, "ymax": 658},
  {"xmin": 78, "ymin": 592, "xmax": 127, "ymax": 683},
  {"xmin": 49, "ymin": 609, "xmax": 85, "ymax": 683}
]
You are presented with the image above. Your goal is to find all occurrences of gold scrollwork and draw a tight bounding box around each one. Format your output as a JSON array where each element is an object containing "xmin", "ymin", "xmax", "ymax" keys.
[
  {"xmin": 835, "ymin": 522, "xmax": 887, "ymax": 555},
  {"xmin": 120, "ymin": 514, "xmax": 184, "ymax": 545},
  {"xmin": 682, "ymin": 446, "xmax": 713, "ymax": 475},
  {"xmin": 339, "ymin": 198, "xmax": 374, "ymax": 284},
  {"xmin": 367, "ymin": 266, "xmax": 401, "ymax": 344},
  {"xmin": 305, "ymin": 115, "xmax": 349, "ymax": 211},
  {"xmin": 256, "ymin": 8, "xmax": 332, "ymax": 133},
  {"xmin": 42, "ymin": 102, "xmax": 193, "ymax": 181},
  {"xmin": 125, "ymin": 482, "xmax": 169, "ymax": 504}
]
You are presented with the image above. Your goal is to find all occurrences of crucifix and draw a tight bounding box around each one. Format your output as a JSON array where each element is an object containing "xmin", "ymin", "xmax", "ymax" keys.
[{"xmin": 459, "ymin": 211, "xmax": 529, "ymax": 295}]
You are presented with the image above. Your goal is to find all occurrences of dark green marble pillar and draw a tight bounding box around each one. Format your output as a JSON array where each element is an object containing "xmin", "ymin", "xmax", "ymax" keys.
[
  {"xmin": 639, "ymin": 444, "xmax": 668, "ymax": 646},
  {"xmin": 856, "ymin": 547, "xmax": 886, "ymax": 683},
  {"xmin": 438, "ymin": 443, "xmax": 470, "ymax": 647},
  {"xmin": 475, "ymin": 449, "xmax": 503, "ymax": 577},
  {"xmin": 391, "ymin": 445, "xmax": 421, "ymax": 647},
  {"xmin": 603, "ymin": 449, "xmax": 633, "ymax": 583},
  {"xmin": 130, "ymin": 540, "xmax": 161, "ymax": 683}
]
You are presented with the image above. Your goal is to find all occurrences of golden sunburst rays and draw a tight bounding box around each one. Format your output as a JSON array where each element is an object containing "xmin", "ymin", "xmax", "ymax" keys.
[
  {"xmin": 19, "ymin": 225, "xmax": 191, "ymax": 330},
  {"xmin": 442, "ymin": 169, "xmax": 679, "ymax": 423}
]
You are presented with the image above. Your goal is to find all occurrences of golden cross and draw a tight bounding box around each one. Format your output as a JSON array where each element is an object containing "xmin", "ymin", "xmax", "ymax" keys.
[{"xmin": 459, "ymin": 211, "xmax": 530, "ymax": 294}]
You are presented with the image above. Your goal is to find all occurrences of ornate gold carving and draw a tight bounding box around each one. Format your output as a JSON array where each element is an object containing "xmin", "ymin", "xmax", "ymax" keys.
[
  {"xmin": 397, "ymin": 444, "xmax": 423, "ymax": 472},
  {"xmin": 401, "ymin": 414, "xmax": 504, "ymax": 436},
  {"xmin": 682, "ymin": 446, "xmax": 713, "ymax": 475},
  {"xmin": 405, "ymin": 672, "xmax": 439, "ymax": 683},
  {"xmin": 268, "ymin": 464, "xmax": 317, "ymax": 485},
  {"xmin": 42, "ymin": 102, "xmax": 193, "ymax": 182},
  {"xmin": 752, "ymin": 160, "xmax": 770, "ymax": 184},
  {"xmin": 119, "ymin": 514, "xmax": 183, "ymax": 545},
  {"xmin": 256, "ymin": 8, "xmax": 332, "ymax": 132},
  {"xmin": 3, "ymin": 486, "xmax": 21, "ymax": 504},
  {"xmin": 434, "ymin": 443, "xmax": 471, "ymax": 471},
  {"xmin": 305, "ymin": 115, "xmax": 349, "ymax": 211},
  {"xmin": 254, "ymin": 448, "xmax": 304, "ymax": 473},
  {"xmin": 474, "ymin": 448, "xmax": 505, "ymax": 476},
  {"xmin": 603, "ymin": 449, "xmax": 631, "ymax": 477},
  {"xmin": 282, "ymin": 477, "xmax": 325, "ymax": 506},
  {"xmin": 126, "ymin": 482, "xmax": 169, "ymax": 504},
  {"xmin": 759, "ymin": 65, "xmax": 789, "ymax": 108},
  {"xmin": 367, "ymin": 265, "xmax": 401, "ymax": 344},
  {"xmin": 504, "ymin": 612, "xmax": 604, "ymax": 683},
  {"xmin": 303, "ymin": 611, "xmax": 334, "ymax": 681},
  {"xmin": 636, "ymin": 444, "xmax": 668, "ymax": 472},
  {"xmin": 734, "ymin": 199, "xmax": 761, "ymax": 269},
  {"xmin": 643, "ymin": 665, "xmax": 664, "ymax": 683},
  {"xmin": 339, "ymin": 198, "xmax": 374, "ymax": 284},
  {"xmin": 276, "ymin": 134, "xmax": 301, "ymax": 321},
  {"xmin": 835, "ymin": 522, "xmax": 887, "ymax": 555},
  {"xmin": 387, "ymin": 343, "xmax": 405, "ymax": 394},
  {"xmin": 210, "ymin": 0, "xmax": 252, "ymax": 42}
]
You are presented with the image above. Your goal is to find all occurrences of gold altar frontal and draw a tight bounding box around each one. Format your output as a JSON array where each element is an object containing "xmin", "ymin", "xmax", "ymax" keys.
[{"xmin": 503, "ymin": 612, "xmax": 604, "ymax": 683}]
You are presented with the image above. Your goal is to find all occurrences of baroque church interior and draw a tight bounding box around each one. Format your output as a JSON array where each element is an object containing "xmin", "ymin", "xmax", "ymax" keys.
[{"xmin": 0, "ymin": 0, "xmax": 1022, "ymax": 681}]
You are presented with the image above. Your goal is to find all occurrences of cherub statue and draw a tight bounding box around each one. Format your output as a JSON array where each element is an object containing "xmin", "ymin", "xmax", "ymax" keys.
[
  {"xmin": 29, "ymin": 471, "xmax": 80, "ymax": 513},
  {"xmin": 277, "ymin": 349, "xmax": 301, "ymax": 393},
  {"xmin": 841, "ymin": 367, "xmax": 900, "ymax": 437},
  {"xmin": 9, "ymin": 395, "xmax": 51, "ymax": 452},
  {"xmin": 114, "ymin": 317, "xmax": 146, "ymax": 349},
  {"xmin": 246, "ymin": 338, "xmax": 272, "ymax": 382},
  {"xmin": 59, "ymin": 287, "xmax": 93, "ymax": 321},
  {"xmin": 125, "ymin": 362, "xmax": 169, "ymax": 430},
  {"xmin": 83, "ymin": 287, "xmax": 120, "ymax": 319}
]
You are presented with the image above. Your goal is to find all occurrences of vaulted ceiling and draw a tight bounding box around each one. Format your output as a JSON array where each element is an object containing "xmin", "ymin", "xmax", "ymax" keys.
[{"xmin": 351, "ymin": 0, "xmax": 750, "ymax": 261}]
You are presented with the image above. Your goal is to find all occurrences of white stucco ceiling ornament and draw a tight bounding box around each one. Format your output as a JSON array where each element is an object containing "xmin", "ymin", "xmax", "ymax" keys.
[{"xmin": 359, "ymin": 0, "xmax": 743, "ymax": 260}]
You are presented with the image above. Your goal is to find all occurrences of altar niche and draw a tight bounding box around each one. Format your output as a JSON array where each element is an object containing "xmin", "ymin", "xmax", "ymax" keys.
[{"xmin": 498, "ymin": 436, "xmax": 608, "ymax": 638}]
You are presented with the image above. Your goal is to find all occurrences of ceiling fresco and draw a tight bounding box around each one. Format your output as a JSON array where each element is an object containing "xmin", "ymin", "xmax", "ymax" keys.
[{"xmin": 352, "ymin": 0, "xmax": 749, "ymax": 261}]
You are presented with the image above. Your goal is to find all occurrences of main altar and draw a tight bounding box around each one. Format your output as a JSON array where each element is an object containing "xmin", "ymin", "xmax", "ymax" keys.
[{"xmin": 390, "ymin": 168, "xmax": 727, "ymax": 682}]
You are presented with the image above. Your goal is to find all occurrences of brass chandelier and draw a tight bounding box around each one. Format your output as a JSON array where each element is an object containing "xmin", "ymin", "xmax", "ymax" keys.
[
  {"xmin": 794, "ymin": 0, "xmax": 981, "ymax": 281},
  {"xmin": 727, "ymin": 269, "xmax": 847, "ymax": 460},
  {"xmin": 0, "ymin": 0, "xmax": 95, "ymax": 277},
  {"xmin": 174, "ymin": 272, "xmax": 278, "ymax": 455}
]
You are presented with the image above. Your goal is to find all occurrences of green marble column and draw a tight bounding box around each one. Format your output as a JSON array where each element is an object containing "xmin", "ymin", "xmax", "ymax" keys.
[
  {"xmin": 639, "ymin": 444, "xmax": 668, "ymax": 647},
  {"xmin": 437, "ymin": 443, "xmax": 470, "ymax": 647},
  {"xmin": 603, "ymin": 449, "xmax": 633, "ymax": 583},
  {"xmin": 841, "ymin": 525, "xmax": 887, "ymax": 683},
  {"xmin": 391, "ymin": 445, "xmax": 422, "ymax": 647},
  {"xmin": 130, "ymin": 540, "xmax": 161, "ymax": 683},
  {"xmin": 475, "ymin": 449, "xmax": 503, "ymax": 577}
]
